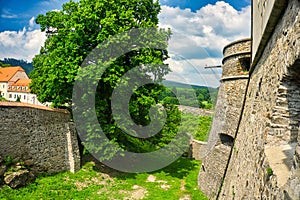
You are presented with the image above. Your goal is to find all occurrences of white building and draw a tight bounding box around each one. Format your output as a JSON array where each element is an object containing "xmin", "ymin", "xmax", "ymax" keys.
[{"xmin": 0, "ymin": 66, "xmax": 49, "ymax": 106}]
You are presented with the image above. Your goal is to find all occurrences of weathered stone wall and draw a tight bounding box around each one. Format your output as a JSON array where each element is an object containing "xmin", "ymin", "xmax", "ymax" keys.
[
  {"xmin": 218, "ymin": 1, "xmax": 300, "ymax": 199},
  {"xmin": 252, "ymin": 0, "xmax": 287, "ymax": 65},
  {"xmin": 189, "ymin": 140, "xmax": 207, "ymax": 160},
  {"xmin": 198, "ymin": 39, "xmax": 251, "ymax": 199},
  {"xmin": 0, "ymin": 102, "xmax": 80, "ymax": 174},
  {"xmin": 223, "ymin": 39, "xmax": 251, "ymax": 61},
  {"xmin": 178, "ymin": 105, "xmax": 213, "ymax": 116}
]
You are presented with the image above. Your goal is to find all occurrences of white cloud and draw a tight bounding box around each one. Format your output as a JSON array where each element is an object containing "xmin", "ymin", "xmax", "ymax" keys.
[
  {"xmin": 0, "ymin": 28, "xmax": 46, "ymax": 61},
  {"xmin": 29, "ymin": 17, "xmax": 35, "ymax": 28},
  {"xmin": 0, "ymin": 1, "xmax": 250, "ymax": 87},
  {"xmin": 0, "ymin": 9, "xmax": 18, "ymax": 19},
  {"xmin": 158, "ymin": 1, "xmax": 251, "ymax": 87}
]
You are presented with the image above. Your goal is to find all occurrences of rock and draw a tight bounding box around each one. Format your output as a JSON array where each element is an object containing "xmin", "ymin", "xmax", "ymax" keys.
[
  {"xmin": 179, "ymin": 194, "xmax": 191, "ymax": 200},
  {"xmin": 24, "ymin": 159, "xmax": 34, "ymax": 167},
  {"xmin": 4, "ymin": 170, "xmax": 34, "ymax": 189},
  {"xmin": 0, "ymin": 156, "xmax": 4, "ymax": 165},
  {"xmin": 146, "ymin": 175, "xmax": 156, "ymax": 182},
  {"xmin": 15, "ymin": 163, "xmax": 26, "ymax": 170},
  {"xmin": 0, "ymin": 165, "xmax": 7, "ymax": 177}
]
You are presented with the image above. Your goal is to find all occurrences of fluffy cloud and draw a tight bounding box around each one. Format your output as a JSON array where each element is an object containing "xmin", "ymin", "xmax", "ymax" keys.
[
  {"xmin": 159, "ymin": 1, "xmax": 251, "ymax": 58},
  {"xmin": 29, "ymin": 17, "xmax": 35, "ymax": 28},
  {"xmin": 0, "ymin": 9, "xmax": 18, "ymax": 19},
  {"xmin": 0, "ymin": 27, "xmax": 46, "ymax": 61},
  {"xmin": 0, "ymin": 1, "xmax": 250, "ymax": 87},
  {"xmin": 159, "ymin": 1, "xmax": 251, "ymax": 87}
]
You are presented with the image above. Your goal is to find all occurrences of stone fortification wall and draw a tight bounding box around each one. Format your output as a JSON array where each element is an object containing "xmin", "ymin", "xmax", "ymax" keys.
[
  {"xmin": 222, "ymin": 39, "xmax": 251, "ymax": 77},
  {"xmin": 189, "ymin": 140, "xmax": 207, "ymax": 161},
  {"xmin": 218, "ymin": 1, "xmax": 300, "ymax": 199},
  {"xmin": 198, "ymin": 39, "xmax": 251, "ymax": 199},
  {"xmin": 0, "ymin": 102, "xmax": 80, "ymax": 173}
]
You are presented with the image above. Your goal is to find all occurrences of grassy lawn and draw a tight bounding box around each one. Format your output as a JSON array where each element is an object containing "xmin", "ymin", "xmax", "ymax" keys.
[{"xmin": 0, "ymin": 155, "xmax": 208, "ymax": 200}]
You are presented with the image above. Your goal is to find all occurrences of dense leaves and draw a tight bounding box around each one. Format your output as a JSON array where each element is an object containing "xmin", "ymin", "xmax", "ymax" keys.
[
  {"xmin": 159, "ymin": 86, "xmax": 218, "ymax": 109},
  {"xmin": 30, "ymin": 0, "xmax": 189, "ymax": 162},
  {"xmin": 30, "ymin": 0, "xmax": 166, "ymax": 105}
]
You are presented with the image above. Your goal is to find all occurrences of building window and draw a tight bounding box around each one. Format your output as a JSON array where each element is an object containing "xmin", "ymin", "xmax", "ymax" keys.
[
  {"xmin": 24, "ymin": 95, "xmax": 26, "ymax": 100},
  {"xmin": 9, "ymin": 94, "xmax": 12, "ymax": 98},
  {"xmin": 14, "ymin": 94, "xmax": 16, "ymax": 98}
]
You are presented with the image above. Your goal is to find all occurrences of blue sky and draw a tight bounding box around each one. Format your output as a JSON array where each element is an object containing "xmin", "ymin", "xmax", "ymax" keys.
[
  {"xmin": 0, "ymin": 0, "xmax": 70, "ymax": 31},
  {"xmin": 0, "ymin": 0, "xmax": 250, "ymax": 31},
  {"xmin": 0, "ymin": 0, "xmax": 251, "ymax": 87}
]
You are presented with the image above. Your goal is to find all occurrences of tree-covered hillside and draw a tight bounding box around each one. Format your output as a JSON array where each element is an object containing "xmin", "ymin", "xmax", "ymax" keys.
[
  {"xmin": 161, "ymin": 80, "xmax": 219, "ymax": 109},
  {"xmin": 0, "ymin": 58, "xmax": 34, "ymax": 74}
]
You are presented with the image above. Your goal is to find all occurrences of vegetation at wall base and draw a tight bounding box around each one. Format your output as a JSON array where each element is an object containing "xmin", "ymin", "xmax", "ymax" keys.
[{"xmin": 0, "ymin": 156, "xmax": 208, "ymax": 200}]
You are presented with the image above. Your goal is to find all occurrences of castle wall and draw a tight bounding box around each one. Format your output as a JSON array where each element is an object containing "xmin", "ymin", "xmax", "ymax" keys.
[
  {"xmin": 198, "ymin": 39, "xmax": 251, "ymax": 199},
  {"xmin": 219, "ymin": 1, "xmax": 300, "ymax": 199},
  {"xmin": 252, "ymin": 0, "xmax": 287, "ymax": 65},
  {"xmin": 0, "ymin": 102, "xmax": 80, "ymax": 173}
]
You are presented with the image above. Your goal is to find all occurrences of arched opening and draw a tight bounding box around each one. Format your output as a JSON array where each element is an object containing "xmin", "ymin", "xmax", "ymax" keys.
[
  {"xmin": 239, "ymin": 57, "xmax": 251, "ymax": 72},
  {"xmin": 219, "ymin": 133, "xmax": 234, "ymax": 147}
]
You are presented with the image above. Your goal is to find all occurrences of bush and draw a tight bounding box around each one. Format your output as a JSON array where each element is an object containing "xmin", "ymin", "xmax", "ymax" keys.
[
  {"xmin": 180, "ymin": 113, "xmax": 212, "ymax": 141},
  {"xmin": 5, "ymin": 156, "xmax": 13, "ymax": 166}
]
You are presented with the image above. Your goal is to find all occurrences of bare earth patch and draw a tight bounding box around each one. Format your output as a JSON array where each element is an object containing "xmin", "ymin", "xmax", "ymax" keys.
[
  {"xmin": 146, "ymin": 175, "xmax": 171, "ymax": 190},
  {"xmin": 73, "ymin": 170, "xmax": 114, "ymax": 191},
  {"xmin": 179, "ymin": 194, "xmax": 191, "ymax": 200},
  {"xmin": 120, "ymin": 185, "xmax": 148, "ymax": 199}
]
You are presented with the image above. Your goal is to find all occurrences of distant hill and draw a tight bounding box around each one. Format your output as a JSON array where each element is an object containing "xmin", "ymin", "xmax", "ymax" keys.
[
  {"xmin": 162, "ymin": 80, "xmax": 217, "ymax": 90},
  {"xmin": 0, "ymin": 58, "xmax": 34, "ymax": 75}
]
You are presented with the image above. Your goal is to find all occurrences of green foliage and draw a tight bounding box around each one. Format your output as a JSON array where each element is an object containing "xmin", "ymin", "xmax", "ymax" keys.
[
  {"xmin": 30, "ymin": 0, "xmax": 178, "ymax": 162},
  {"xmin": 162, "ymin": 96, "xmax": 179, "ymax": 105},
  {"xmin": 180, "ymin": 113, "xmax": 212, "ymax": 141},
  {"xmin": 267, "ymin": 167, "xmax": 273, "ymax": 176},
  {"xmin": 0, "ymin": 61, "xmax": 11, "ymax": 68},
  {"xmin": 5, "ymin": 156, "xmax": 13, "ymax": 166},
  {"xmin": 0, "ymin": 58, "xmax": 33, "ymax": 74},
  {"xmin": 232, "ymin": 185, "xmax": 235, "ymax": 197},
  {"xmin": 0, "ymin": 97, "xmax": 7, "ymax": 102},
  {"xmin": 0, "ymin": 158, "xmax": 208, "ymax": 199},
  {"xmin": 30, "ymin": 0, "xmax": 167, "ymax": 106},
  {"xmin": 15, "ymin": 96, "xmax": 21, "ymax": 102},
  {"xmin": 159, "ymin": 86, "xmax": 218, "ymax": 109},
  {"xmin": 162, "ymin": 80, "xmax": 219, "ymax": 108}
]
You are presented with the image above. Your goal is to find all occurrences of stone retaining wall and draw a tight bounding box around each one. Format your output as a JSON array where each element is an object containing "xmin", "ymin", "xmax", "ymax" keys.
[
  {"xmin": 189, "ymin": 140, "xmax": 207, "ymax": 160},
  {"xmin": 0, "ymin": 102, "xmax": 80, "ymax": 174}
]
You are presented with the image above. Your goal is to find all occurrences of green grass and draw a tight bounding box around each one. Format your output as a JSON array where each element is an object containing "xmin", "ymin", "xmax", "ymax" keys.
[
  {"xmin": 180, "ymin": 113, "xmax": 212, "ymax": 141},
  {"xmin": 0, "ymin": 157, "xmax": 208, "ymax": 200}
]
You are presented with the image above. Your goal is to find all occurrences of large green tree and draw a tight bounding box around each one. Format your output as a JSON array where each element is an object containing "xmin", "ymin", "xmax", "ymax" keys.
[
  {"xmin": 30, "ymin": 0, "xmax": 187, "ymax": 163},
  {"xmin": 30, "ymin": 0, "xmax": 168, "ymax": 105}
]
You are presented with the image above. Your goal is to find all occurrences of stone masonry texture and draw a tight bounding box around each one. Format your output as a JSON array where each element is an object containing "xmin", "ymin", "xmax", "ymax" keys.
[
  {"xmin": 0, "ymin": 102, "xmax": 80, "ymax": 174},
  {"xmin": 198, "ymin": 39, "xmax": 251, "ymax": 199}
]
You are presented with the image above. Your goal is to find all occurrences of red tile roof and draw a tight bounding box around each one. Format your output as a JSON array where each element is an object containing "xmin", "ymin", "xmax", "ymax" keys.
[
  {"xmin": 0, "ymin": 66, "xmax": 25, "ymax": 82},
  {"xmin": 8, "ymin": 79, "xmax": 31, "ymax": 93},
  {"xmin": 11, "ymin": 79, "xmax": 31, "ymax": 86}
]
